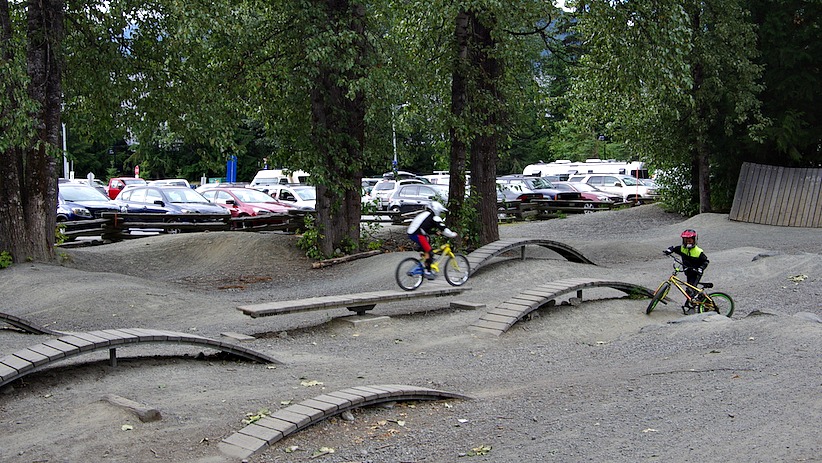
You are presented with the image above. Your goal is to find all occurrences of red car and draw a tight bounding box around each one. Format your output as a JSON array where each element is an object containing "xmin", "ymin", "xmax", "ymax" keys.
[
  {"xmin": 552, "ymin": 181, "xmax": 619, "ymax": 202},
  {"xmin": 200, "ymin": 187, "xmax": 295, "ymax": 217},
  {"xmin": 106, "ymin": 177, "xmax": 147, "ymax": 199}
]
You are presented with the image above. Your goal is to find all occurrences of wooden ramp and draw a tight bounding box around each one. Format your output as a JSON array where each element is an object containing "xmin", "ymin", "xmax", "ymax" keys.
[
  {"xmin": 466, "ymin": 238, "xmax": 595, "ymax": 276},
  {"xmin": 0, "ymin": 328, "xmax": 281, "ymax": 388},
  {"xmin": 219, "ymin": 384, "xmax": 470, "ymax": 460},
  {"xmin": 1, "ymin": 311, "xmax": 62, "ymax": 335},
  {"xmin": 238, "ymin": 284, "xmax": 470, "ymax": 318},
  {"xmin": 468, "ymin": 278, "xmax": 657, "ymax": 336}
]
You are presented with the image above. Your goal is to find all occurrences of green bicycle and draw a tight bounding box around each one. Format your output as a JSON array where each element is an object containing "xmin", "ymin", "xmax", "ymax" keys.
[
  {"xmin": 646, "ymin": 255, "xmax": 734, "ymax": 317},
  {"xmin": 395, "ymin": 242, "xmax": 470, "ymax": 291}
]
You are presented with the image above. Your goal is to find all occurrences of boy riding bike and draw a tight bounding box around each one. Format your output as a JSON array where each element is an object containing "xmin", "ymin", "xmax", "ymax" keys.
[
  {"xmin": 664, "ymin": 229, "xmax": 709, "ymax": 313},
  {"xmin": 407, "ymin": 201, "xmax": 458, "ymax": 280}
]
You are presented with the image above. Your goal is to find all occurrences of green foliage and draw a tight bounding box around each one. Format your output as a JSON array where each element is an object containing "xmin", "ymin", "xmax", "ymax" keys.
[
  {"xmin": 296, "ymin": 215, "xmax": 324, "ymax": 260},
  {"xmin": 0, "ymin": 251, "xmax": 12, "ymax": 269},
  {"xmin": 568, "ymin": 0, "xmax": 763, "ymax": 214},
  {"xmin": 55, "ymin": 225, "xmax": 67, "ymax": 245}
]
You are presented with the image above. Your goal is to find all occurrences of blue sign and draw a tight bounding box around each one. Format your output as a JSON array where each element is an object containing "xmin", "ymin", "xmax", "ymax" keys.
[{"xmin": 226, "ymin": 155, "xmax": 238, "ymax": 182}]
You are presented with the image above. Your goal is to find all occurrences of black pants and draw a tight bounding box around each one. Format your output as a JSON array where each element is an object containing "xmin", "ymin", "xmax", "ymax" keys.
[{"xmin": 685, "ymin": 269, "xmax": 702, "ymax": 298}]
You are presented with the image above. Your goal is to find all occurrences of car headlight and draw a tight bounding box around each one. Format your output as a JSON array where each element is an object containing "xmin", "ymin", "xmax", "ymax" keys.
[
  {"xmin": 253, "ymin": 208, "xmax": 271, "ymax": 215},
  {"xmin": 647, "ymin": 189, "xmax": 657, "ymax": 195},
  {"xmin": 71, "ymin": 207, "xmax": 92, "ymax": 218}
]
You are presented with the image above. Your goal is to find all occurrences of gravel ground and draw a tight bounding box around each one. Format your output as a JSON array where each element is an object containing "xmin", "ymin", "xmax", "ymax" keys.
[{"xmin": 0, "ymin": 204, "xmax": 820, "ymax": 463}]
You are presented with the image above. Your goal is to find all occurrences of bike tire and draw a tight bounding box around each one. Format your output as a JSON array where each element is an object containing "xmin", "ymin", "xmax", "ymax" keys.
[
  {"xmin": 704, "ymin": 292, "xmax": 734, "ymax": 317},
  {"xmin": 443, "ymin": 254, "xmax": 471, "ymax": 286},
  {"xmin": 646, "ymin": 281, "xmax": 671, "ymax": 315},
  {"xmin": 395, "ymin": 257, "xmax": 424, "ymax": 291}
]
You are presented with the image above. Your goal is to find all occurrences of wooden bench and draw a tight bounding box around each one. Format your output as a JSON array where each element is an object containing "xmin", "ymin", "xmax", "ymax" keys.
[
  {"xmin": 0, "ymin": 328, "xmax": 281, "ymax": 388},
  {"xmin": 219, "ymin": 384, "xmax": 471, "ymax": 460},
  {"xmin": 468, "ymin": 278, "xmax": 662, "ymax": 336},
  {"xmin": 238, "ymin": 284, "xmax": 471, "ymax": 317},
  {"xmin": 1, "ymin": 311, "xmax": 62, "ymax": 335}
]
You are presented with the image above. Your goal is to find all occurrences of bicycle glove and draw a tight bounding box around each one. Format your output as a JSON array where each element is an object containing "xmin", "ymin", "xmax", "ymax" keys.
[
  {"xmin": 663, "ymin": 248, "xmax": 673, "ymax": 255},
  {"xmin": 443, "ymin": 228, "xmax": 457, "ymax": 239}
]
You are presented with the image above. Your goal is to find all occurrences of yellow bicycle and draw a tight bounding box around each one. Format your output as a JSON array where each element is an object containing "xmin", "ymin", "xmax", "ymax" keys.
[
  {"xmin": 395, "ymin": 242, "xmax": 470, "ymax": 291},
  {"xmin": 646, "ymin": 255, "xmax": 734, "ymax": 317}
]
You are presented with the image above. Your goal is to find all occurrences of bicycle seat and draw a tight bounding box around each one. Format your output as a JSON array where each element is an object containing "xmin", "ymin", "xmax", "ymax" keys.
[{"xmin": 700, "ymin": 282, "xmax": 714, "ymax": 289}]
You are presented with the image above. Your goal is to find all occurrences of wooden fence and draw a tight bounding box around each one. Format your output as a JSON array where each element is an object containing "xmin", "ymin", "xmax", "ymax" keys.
[{"xmin": 730, "ymin": 162, "xmax": 822, "ymax": 228}]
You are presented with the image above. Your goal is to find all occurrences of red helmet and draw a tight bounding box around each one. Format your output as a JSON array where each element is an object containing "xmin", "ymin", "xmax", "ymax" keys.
[{"xmin": 681, "ymin": 229, "xmax": 697, "ymax": 249}]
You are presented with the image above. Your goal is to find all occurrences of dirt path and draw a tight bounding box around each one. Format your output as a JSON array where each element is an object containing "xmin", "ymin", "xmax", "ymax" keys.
[{"xmin": 1, "ymin": 205, "xmax": 820, "ymax": 463}]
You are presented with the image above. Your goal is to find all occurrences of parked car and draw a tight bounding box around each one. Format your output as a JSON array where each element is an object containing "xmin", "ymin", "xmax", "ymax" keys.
[
  {"xmin": 106, "ymin": 177, "xmax": 147, "ymax": 199},
  {"xmin": 496, "ymin": 184, "xmax": 544, "ymax": 204},
  {"xmin": 148, "ymin": 178, "xmax": 191, "ymax": 188},
  {"xmin": 64, "ymin": 178, "xmax": 108, "ymax": 197},
  {"xmin": 496, "ymin": 174, "xmax": 583, "ymax": 201},
  {"xmin": 552, "ymin": 181, "xmax": 620, "ymax": 203},
  {"xmin": 371, "ymin": 178, "xmax": 425, "ymax": 210},
  {"xmin": 115, "ymin": 185, "xmax": 231, "ymax": 218},
  {"xmin": 386, "ymin": 183, "xmax": 449, "ymax": 214},
  {"xmin": 57, "ymin": 183, "xmax": 123, "ymax": 221},
  {"xmin": 265, "ymin": 185, "xmax": 316, "ymax": 210},
  {"xmin": 200, "ymin": 187, "xmax": 295, "ymax": 217},
  {"xmin": 567, "ymin": 174, "xmax": 659, "ymax": 203}
]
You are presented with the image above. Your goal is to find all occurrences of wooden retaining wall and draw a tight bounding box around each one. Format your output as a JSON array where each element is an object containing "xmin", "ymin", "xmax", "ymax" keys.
[{"xmin": 730, "ymin": 162, "xmax": 822, "ymax": 227}]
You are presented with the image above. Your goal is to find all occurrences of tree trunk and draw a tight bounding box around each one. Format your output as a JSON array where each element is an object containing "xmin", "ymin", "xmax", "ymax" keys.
[
  {"xmin": 310, "ymin": 0, "xmax": 366, "ymax": 257},
  {"xmin": 690, "ymin": 9, "xmax": 712, "ymax": 213},
  {"xmin": 448, "ymin": 11, "xmax": 470, "ymax": 245},
  {"xmin": 0, "ymin": 0, "xmax": 62, "ymax": 263},
  {"xmin": 467, "ymin": 11, "xmax": 501, "ymax": 246}
]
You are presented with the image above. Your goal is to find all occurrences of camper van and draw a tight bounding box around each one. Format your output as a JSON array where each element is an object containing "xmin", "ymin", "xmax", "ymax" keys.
[
  {"xmin": 523, "ymin": 159, "xmax": 649, "ymax": 179},
  {"xmin": 249, "ymin": 169, "xmax": 310, "ymax": 189}
]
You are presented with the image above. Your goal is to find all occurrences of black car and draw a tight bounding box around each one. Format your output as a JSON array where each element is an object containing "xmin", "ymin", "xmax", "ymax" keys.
[
  {"xmin": 496, "ymin": 174, "xmax": 583, "ymax": 201},
  {"xmin": 57, "ymin": 183, "xmax": 122, "ymax": 221}
]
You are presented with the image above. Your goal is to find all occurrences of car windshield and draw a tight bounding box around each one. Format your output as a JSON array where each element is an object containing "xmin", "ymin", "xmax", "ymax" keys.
[
  {"xmin": 620, "ymin": 177, "xmax": 640, "ymax": 186},
  {"xmin": 293, "ymin": 187, "xmax": 316, "ymax": 200},
  {"xmin": 571, "ymin": 182, "xmax": 597, "ymax": 192},
  {"xmin": 528, "ymin": 177, "xmax": 554, "ymax": 189},
  {"xmin": 123, "ymin": 178, "xmax": 146, "ymax": 185},
  {"xmin": 374, "ymin": 182, "xmax": 395, "ymax": 191},
  {"xmin": 232, "ymin": 188, "xmax": 278, "ymax": 203},
  {"xmin": 166, "ymin": 188, "xmax": 210, "ymax": 203},
  {"xmin": 60, "ymin": 185, "xmax": 109, "ymax": 201}
]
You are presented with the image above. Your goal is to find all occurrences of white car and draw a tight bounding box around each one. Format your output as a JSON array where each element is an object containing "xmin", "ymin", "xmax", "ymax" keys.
[
  {"xmin": 266, "ymin": 185, "xmax": 316, "ymax": 210},
  {"xmin": 370, "ymin": 178, "xmax": 424, "ymax": 211},
  {"xmin": 568, "ymin": 174, "xmax": 659, "ymax": 203}
]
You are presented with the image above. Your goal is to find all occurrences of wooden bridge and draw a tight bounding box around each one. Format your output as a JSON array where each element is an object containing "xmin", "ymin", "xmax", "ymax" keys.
[
  {"xmin": 219, "ymin": 384, "xmax": 470, "ymax": 460},
  {"xmin": 468, "ymin": 278, "xmax": 658, "ymax": 336},
  {"xmin": 0, "ymin": 326, "xmax": 280, "ymax": 388},
  {"xmin": 465, "ymin": 238, "xmax": 595, "ymax": 275}
]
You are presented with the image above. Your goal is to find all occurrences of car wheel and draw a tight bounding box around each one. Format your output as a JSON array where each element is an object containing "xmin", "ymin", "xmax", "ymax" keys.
[
  {"xmin": 582, "ymin": 202, "xmax": 596, "ymax": 214},
  {"xmin": 389, "ymin": 206, "xmax": 401, "ymax": 213}
]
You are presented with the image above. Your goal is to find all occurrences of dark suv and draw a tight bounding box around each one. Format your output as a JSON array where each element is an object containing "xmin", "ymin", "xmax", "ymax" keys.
[{"xmin": 496, "ymin": 175, "xmax": 583, "ymax": 201}]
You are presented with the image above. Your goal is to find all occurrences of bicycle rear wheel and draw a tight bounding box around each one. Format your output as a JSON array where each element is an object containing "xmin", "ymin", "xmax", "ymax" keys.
[
  {"xmin": 396, "ymin": 257, "xmax": 424, "ymax": 291},
  {"xmin": 646, "ymin": 281, "xmax": 671, "ymax": 315},
  {"xmin": 704, "ymin": 292, "xmax": 734, "ymax": 317},
  {"xmin": 443, "ymin": 254, "xmax": 470, "ymax": 286}
]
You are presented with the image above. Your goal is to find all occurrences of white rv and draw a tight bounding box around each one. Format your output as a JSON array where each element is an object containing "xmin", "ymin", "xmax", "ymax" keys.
[
  {"xmin": 249, "ymin": 169, "xmax": 310, "ymax": 189},
  {"xmin": 523, "ymin": 159, "xmax": 649, "ymax": 179}
]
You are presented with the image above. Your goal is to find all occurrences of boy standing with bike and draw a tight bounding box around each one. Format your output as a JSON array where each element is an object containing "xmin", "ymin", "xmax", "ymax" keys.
[
  {"xmin": 664, "ymin": 229, "xmax": 709, "ymax": 310},
  {"xmin": 407, "ymin": 201, "xmax": 458, "ymax": 279}
]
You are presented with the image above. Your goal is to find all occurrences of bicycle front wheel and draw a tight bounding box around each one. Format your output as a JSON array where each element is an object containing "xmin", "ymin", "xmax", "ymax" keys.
[
  {"xmin": 443, "ymin": 254, "xmax": 470, "ymax": 286},
  {"xmin": 395, "ymin": 257, "xmax": 424, "ymax": 291},
  {"xmin": 704, "ymin": 292, "xmax": 734, "ymax": 317},
  {"xmin": 646, "ymin": 281, "xmax": 671, "ymax": 315}
]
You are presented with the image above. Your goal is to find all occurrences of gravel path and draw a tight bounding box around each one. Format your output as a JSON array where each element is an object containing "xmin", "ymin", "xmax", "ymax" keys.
[{"xmin": 0, "ymin": 204, "xmax": 820, "ymax": 463}]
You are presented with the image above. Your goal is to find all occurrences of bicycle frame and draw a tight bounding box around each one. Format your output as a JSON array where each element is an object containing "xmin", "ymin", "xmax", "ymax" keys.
[{"xmin": 428, "ymin": 243, "xmax": 456, "ymax": 274}]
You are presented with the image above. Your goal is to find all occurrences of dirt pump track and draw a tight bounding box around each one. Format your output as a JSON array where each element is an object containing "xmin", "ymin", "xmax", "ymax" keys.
[{"xmin": 0, "ymin": 204, "xmax": 820, "ymax": 463}]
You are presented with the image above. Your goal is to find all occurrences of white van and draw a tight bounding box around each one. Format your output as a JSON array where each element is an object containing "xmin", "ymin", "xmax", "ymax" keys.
[{"xmin": 249, "ymin": 169, "xmax": 310, "ymax": 189}]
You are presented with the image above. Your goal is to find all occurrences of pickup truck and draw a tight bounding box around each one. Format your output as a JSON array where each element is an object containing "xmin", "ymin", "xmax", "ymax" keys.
[{"xmin": 106, "ymin": 177, "xmax": 147, "ymax": 199}]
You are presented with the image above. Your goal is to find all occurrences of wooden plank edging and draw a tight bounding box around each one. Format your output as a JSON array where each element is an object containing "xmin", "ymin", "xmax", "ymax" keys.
[
  {"xmin": 218, "ymin": 384, "xmax": 471, "ymax": 460},
  {"xmin": 0, "ymin": 329, "xmax": 280, "ymax": 388}
]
